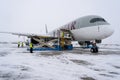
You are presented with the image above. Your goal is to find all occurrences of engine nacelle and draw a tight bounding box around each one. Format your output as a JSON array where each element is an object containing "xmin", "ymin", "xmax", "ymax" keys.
[
  {"xmin": 78, "ymin": 41, "xmax": 91, "ymax": 46},
  {"xmin": 95, "ymin": 40, "xmax": 102, "ymax": 43}
]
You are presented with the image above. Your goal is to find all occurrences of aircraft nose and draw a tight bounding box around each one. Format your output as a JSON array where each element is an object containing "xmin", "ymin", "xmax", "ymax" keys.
[
  {"xmin": 103, "ymin": 25, "xmax": 114, "ymax": 38},
  {"xmin": 108, "ymin": 26, "xmax": 114, "ymax": 35}
]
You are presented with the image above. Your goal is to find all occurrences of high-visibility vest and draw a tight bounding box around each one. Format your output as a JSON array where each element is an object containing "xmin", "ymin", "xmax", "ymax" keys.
[
  {"xmin": 22, "ymin": 42, "xmax": 24, "ymax": 46},
  {"xmin": 61, "ymin": 32, "xmax": 64, "ymax": 37},
  {"xmin": 30, "ymin": 43, "xmax": 33, "ymax": 48},
  {"xmin": 18, "ymin": 42, "xmax": 20, "ymax": 45}
]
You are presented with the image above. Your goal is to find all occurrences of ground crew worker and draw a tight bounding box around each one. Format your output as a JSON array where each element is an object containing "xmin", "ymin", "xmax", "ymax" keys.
[
  {"xmin": 21, "ymin": 42, "xmax": 24, "ymax": 47},
  {"xmin": 61, "ymin": 32, "xmax": 64, "ymax": 37},
  {"xmin": 29, "ymin": 42, "xmax": 33, "ymax": 53},
  {"xmin": 18, "ymin": 42, "xmax": 20, "ymax": 48}
]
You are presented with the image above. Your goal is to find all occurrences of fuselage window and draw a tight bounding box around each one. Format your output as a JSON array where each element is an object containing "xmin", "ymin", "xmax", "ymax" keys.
[{"xmin": 90, "ymin": 18, "xmax": 106, "ymax": 23}]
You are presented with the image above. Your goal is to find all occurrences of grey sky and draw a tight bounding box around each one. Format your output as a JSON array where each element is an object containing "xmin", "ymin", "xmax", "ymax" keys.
[{"xmin": 0, "ymin": 0, "xmax": 120, "ymax": 43}]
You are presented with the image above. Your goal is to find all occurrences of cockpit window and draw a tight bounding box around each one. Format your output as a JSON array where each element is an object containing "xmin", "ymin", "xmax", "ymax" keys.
[{"xmin": 90, "ymin": 18, "xmax": 106, "ymax": 23}]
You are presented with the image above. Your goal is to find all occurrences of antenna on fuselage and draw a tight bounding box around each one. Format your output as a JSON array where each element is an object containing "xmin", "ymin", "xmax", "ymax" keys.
[{"xmin": 45, "ymin": 24, "xmax": 48, "ymax": 34}]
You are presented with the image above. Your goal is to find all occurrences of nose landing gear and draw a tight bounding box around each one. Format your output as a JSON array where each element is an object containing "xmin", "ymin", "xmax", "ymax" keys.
[{"xmin": 90, "ymin": 43, "xmax": 98, "ymax": 53}]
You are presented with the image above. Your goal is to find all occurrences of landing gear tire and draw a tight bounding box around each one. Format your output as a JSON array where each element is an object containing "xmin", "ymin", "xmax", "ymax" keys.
[{"xmin": 90, "ymin": 47, "xmax": 98, "ymax": 53}]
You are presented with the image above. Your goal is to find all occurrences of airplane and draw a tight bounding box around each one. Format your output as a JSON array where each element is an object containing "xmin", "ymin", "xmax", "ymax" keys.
[{"xmin": 0, "ymin": 15, "xmax": 114, "ymax": 53}]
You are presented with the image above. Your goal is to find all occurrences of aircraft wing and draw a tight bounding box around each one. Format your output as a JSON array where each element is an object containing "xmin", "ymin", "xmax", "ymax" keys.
[
  {"xmin": 0, "ymin": 29, "xmax": 73, "ymax": 39},
  {"xmin": 0, "ymin": 31, "xmax": 52, "ymax": 38}
]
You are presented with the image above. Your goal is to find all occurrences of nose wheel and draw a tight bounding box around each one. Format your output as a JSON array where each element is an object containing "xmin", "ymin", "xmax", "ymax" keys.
[
  {"xmin": 90, "ymin": 47, "xmax": 98, "ymax": 53},
  {"xmin": 90, "ymin": 43, "xmax": 98, "ymax": 53}
]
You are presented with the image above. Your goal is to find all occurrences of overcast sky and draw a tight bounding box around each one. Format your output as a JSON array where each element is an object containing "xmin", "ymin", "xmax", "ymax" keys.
[{"xmin": 0, "ymin": 0, "xmax": 120, "ymax": 44}]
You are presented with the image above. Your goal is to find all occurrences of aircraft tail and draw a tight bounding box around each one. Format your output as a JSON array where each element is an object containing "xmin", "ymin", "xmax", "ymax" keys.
[{"xmin": 45, "ymin": 24, "xmax": 48, "ymax": 34}]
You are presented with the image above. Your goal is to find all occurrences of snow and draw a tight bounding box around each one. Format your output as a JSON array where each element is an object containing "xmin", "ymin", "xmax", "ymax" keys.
[
  {"xmin": 98, "ymin": 44, "xmax": 120, "ymax": 51},
  {"xmin": 0, "ymin": 43, "xmax": 120, "ymax": 80}
]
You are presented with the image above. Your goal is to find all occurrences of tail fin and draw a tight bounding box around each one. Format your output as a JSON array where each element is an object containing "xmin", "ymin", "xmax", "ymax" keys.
[{"xmin": 45, "ymin": 24, "xmax": 48, "ymax": 34}]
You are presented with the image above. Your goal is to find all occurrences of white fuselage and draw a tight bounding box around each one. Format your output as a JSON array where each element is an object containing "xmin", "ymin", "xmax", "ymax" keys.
[
  {"xmin": 49, "ymin": 15, "xmax": 114, "ymax": 41},
  {"xmin": 71, "ymin": 25, "xmax": 114, "ymax": 41}
]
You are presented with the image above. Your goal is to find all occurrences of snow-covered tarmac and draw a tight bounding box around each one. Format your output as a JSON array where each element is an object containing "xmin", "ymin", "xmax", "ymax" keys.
[{"xmin": 0, "ymin": 43, "xmax": 120, "ymax": 80}]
